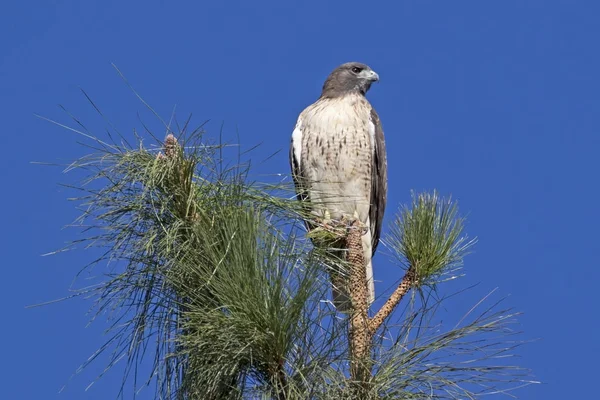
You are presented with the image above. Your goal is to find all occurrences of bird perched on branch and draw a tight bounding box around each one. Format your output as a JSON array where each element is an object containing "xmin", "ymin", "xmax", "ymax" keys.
[{"xmin": 289, "ymin": 62, "xmax": 388, "ymax": 312}]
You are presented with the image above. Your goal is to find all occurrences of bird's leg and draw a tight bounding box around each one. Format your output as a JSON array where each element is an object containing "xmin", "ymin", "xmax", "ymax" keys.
[
  {"xmin": 307, "ymin": 210, "xmax": 348, "ymax": 244},
  {"xmin": 337, "ymin": 214, "xmax": 369, "ymax": 239}
]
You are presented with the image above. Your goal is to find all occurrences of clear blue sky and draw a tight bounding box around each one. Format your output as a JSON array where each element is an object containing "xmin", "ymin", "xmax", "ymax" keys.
[{"xmin": 2, "ymin": 0, "xmax": 598, "ymax": 398}]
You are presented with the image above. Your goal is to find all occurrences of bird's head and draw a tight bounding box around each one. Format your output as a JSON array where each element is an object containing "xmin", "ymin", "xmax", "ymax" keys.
[{"xmin": 320, "ymin": 62, "xmax": 379, "ymax": 98}]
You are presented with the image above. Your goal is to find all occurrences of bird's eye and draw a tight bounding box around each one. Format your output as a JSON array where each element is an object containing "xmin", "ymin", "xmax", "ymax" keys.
[{"xmin": 351, "ymin": 66, "xmax": 362, "ymax": 74}]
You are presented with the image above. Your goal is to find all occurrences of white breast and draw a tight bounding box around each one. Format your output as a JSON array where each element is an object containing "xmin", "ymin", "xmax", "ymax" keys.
[{"xmin": 296, "ymin": 95, "xmax": 374, "ymax": 222}]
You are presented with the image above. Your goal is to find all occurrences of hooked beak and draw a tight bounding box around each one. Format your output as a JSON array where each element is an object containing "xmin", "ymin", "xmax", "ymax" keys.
[{"xmin": 361, "ymin": 69, "xmax": 379, "ymax": 82}]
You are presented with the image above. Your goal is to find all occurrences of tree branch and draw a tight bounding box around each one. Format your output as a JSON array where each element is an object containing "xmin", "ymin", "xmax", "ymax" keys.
[
  {"xmin": 346, "ymin": 220, "xmax": 372, "ymax": 391},
  {"xmin": 369, "ymin": 267, "xmax": 416, "ymax": 334}
]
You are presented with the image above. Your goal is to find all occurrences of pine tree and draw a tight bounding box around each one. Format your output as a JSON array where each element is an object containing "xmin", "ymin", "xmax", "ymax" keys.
[{"xmin": 44, "ymin": 86, "xmax": 535, "ymax": 399}]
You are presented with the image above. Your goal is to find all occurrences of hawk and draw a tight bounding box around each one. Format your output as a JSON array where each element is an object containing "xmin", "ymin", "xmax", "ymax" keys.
[{"xmin": 289, "ymin": 62, "xmax": 388, "ymax": 312}]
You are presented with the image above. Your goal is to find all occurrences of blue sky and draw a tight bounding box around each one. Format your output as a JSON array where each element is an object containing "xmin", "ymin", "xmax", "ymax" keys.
[{"xmin": 2, "ymin": 0, "xmax": 598, "ymax": 398}]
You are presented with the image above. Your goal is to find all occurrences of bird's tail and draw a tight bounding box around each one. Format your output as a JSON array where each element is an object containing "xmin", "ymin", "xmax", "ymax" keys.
[
  {"xmin": 365, "ymin": 257, "xmax": 375, "ymax": 304},
  {"xmin": 330, "ymin": 269, "xmax": 352, "ymax": 314}
]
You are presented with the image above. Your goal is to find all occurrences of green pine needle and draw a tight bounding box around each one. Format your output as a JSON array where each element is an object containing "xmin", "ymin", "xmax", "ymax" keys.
[
  {"xmin": 390, "ymin": 191, "xmax": 477, "ymax": 285},
  {"xmin": 39, "ymin": 84, "xmax": 535, "ymax": 399}
]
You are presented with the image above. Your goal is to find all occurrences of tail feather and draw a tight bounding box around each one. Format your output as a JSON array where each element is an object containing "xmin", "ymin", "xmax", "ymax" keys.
[
  {"xmin": 365, "ymin": 258, "xmax": 375, "ymax": 305},
  {"xmin": 331, "ymin": 273, "xmax": 352, "ymax": 314},
  {"xmin": 363, "ymin": 228, "xmax": 375, "ymax": 305}
]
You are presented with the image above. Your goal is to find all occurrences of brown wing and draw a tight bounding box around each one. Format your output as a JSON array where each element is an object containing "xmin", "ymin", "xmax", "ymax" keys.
[{"xmin": 369, "ymin": 107, "xmax": 388, "ymax": 255}]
